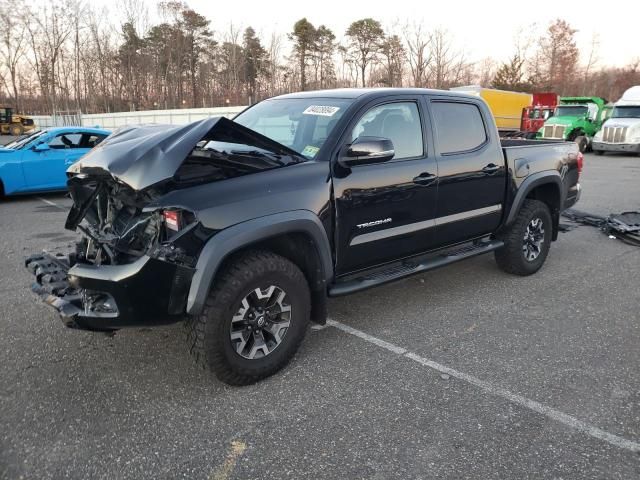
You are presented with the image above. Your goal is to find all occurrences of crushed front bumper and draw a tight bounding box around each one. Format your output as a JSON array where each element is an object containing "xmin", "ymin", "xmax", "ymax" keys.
[{"xmin": 26, "ymin": 253, "xmax": 194, "ymax": 331}]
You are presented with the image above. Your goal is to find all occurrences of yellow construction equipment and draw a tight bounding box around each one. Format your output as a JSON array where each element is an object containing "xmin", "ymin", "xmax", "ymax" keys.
[
  {"xmin": 450, "ymin": 86, "xmax": 532, "ymax": 134},
  {"xmin": 0, "ymin": 106, "xmax": 36, "ymax": 136}
]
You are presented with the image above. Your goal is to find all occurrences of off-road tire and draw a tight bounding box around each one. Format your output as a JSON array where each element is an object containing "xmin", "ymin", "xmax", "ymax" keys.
[
  {"xmin": 185, "ymin": 250, "xmax": 310, "ymax": 386},
  {"xmin": 9, "ymin": 124, "xmax": 23, "ymax": 136},
  {"xmin": 494, "ymin": 199, "xmax": 552, "ymax": 276}
]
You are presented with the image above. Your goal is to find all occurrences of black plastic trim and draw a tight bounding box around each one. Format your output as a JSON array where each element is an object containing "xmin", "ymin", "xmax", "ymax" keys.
[
  {"xmin": 505, "ymin": 171, "xmax": 562, "ymax": 226},
  {"xmin": 186, "ymin": 210, "xmax": 333, "ymax": 315}
]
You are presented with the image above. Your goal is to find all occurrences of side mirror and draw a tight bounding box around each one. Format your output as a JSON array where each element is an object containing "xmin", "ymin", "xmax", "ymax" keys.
[
  {"xmin": 339, "ymin": 136, "xmax": 395, "ymax": 167},
  {"xmin": 33, "ymin": 143, "xmax": 50, "ymax": 152}
]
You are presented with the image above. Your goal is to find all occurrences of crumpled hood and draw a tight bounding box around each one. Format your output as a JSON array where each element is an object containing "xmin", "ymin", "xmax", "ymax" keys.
[{"xmin": 67, "ymin": 116, "xmax": 303, "ymax": 191}]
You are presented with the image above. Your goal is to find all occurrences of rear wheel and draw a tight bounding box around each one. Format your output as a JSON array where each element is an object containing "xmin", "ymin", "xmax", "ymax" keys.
[
  {"xmin": 185, "ymin": 250, "xmax": 310, "ymax": 385},
  {"xmin": 495, "ymin": 199, "xmax": 552, "ymax": 276}
]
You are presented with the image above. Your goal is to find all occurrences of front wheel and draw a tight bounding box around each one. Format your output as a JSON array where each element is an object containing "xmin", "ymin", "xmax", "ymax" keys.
[
  {"xmin": 185, "ymin": 250, "xmax": 310, "ymax": 385},
  {"xmin": 495, "ymin": 199, "xmax": 553, "ymax": 276},
  {"xmin": 9, "ymin": 124, "xmax": 23, "ymax": 136}
]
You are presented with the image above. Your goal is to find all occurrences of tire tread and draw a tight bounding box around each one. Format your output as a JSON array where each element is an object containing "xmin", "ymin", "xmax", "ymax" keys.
[
  {"xmin": 495, "ymin": 199, "xmax": 552, "ymax": 276},
  {"xmin": 184, "ymin": 250, "xmax": 309, "ymax": 385}
]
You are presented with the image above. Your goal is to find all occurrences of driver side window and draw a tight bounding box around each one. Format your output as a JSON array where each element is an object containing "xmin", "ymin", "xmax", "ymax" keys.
[
  {"xmin": 48, "ymin": 133, "xmax": 83, "ymax": 149},
  {"xmin": 350, "ymin": 102, "xmax": 423, "ymax": 160}
]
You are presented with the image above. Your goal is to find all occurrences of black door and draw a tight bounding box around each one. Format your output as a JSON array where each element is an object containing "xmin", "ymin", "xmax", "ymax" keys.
[
  {"xmin": 332, "ymin": 97, "xmax": 439, "ymax": 275},
  {"xmin": 428, "ymin": 97, "xmax": 506, "ymax": 247}
]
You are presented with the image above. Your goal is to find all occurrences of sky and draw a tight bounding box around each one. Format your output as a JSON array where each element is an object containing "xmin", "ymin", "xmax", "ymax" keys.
[{"xmin": 111, "ymin": 0, "xmax": 639, "ymax": 67}]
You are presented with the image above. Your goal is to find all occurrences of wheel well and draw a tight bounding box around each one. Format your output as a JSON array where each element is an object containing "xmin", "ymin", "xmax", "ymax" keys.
[
  {"xmin": 526, "ymin": 183, "xmax": 560, "ymax": 240},
  {"xmin": 567, "ymin": 129, "xmax": 584, "ymax": 141},
  {"xmin": 216, "ymin": 232, "xmax": 329, "ymax": 324}
]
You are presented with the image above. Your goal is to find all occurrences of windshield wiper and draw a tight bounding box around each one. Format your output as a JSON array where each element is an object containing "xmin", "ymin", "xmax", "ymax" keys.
[{"xmin": 227, "ymin": 149, "xmax": 287, "ymax": 166}]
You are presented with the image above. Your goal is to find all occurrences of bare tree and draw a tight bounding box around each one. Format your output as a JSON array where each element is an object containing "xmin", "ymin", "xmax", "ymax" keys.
[
  {"xmin": 0, "ymin": 4, "xmax": 27, "ymax": 110},
  {"xmin": 404, "ymin": 22, "xmax": 431, "ymax": 87},
  {"xmin": 429, "ymin": 28, "xmax": 466, "ymax": 89},
  {"xmin": 379, "ymin": 34, "xmax": 405, "ymax": 87},
  {"xmin": 26, "ymin": 0, "xmax": 78, "ymax": 112},
  {"xmin": 476, "ymin": 57, "xmax": 497, "ymax": 86},
  {"xmin": 266, "ymin": 32, "xmax": 282, "ymax": 96},
  {"xmin": 535, "ymin": 19, "xmax": 579, "ymax": 93},
  {"xmin": 582, "ymin": 33, "xmax": 600, "ymax": 94}
]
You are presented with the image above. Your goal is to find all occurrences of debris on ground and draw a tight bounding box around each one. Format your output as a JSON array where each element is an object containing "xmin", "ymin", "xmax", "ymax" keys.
[
  {"xmin": 558, "ymin": 223, "xmax": 577, "ymax": 232},
  {"xmin": 562, "ymin": 209, "xmax": 640, "ymax": 246}
]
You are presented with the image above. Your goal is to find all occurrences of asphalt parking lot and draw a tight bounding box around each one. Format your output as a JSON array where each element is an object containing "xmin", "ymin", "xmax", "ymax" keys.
[{"xmin": 1, "ymin": 151, "xmax": 639, "ymax": 479}]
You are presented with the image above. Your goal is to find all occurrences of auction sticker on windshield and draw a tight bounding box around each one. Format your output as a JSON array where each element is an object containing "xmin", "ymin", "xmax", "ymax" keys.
[
  {"xmin": 303, "ymin": 105, "xmax": 340, "ymax": 117},
  {"xmin": 302, "ymin": 145, "xmax": 320, "ymax": 158}
]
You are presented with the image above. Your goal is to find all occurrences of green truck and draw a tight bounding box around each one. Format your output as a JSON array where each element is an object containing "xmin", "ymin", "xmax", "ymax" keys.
[{"xmin": 537, "ymin": 96, "xmax": 610, "ymax": 152}]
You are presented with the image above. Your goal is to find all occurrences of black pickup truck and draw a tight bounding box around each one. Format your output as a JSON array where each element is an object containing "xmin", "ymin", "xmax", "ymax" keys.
[{"xmin": 26, "ymin": 88, "xmax": 582, "ymax": 385}]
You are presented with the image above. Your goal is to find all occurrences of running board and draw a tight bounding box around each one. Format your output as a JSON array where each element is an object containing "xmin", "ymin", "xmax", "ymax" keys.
[{"xmin": 328, "ymin": 240, "xmax": 504, "ymax": 296}]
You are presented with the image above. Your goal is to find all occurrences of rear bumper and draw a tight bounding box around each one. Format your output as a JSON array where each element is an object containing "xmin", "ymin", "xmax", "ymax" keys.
[
  {"xmin": 592, "ymin": 142, "xmax": 640, "ymax": 153},
  {"xmin": 26, "ymin": 253, "xmax": 194, "ymax": 331}
]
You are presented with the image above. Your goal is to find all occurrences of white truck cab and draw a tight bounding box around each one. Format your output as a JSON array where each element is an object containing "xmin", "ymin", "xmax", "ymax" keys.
[{"xmin": 592, "ymin": 86, "xmax": 640, "ymax": 155}]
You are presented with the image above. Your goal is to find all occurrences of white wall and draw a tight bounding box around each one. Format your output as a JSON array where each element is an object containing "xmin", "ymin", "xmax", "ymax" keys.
[{"xmin": 30, "ymin": 106, "xmax": 248, "ymax": 130}]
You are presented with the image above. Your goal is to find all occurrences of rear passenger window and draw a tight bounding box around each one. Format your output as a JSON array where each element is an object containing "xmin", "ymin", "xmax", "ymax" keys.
[{"xmin": 431, "ymin": 102, "xmax": 487, "ymax": 154}]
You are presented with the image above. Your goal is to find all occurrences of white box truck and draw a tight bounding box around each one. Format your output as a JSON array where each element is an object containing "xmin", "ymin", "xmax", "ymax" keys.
[{"xmin": 592, "ymin": 86, "xmax": 640, "ymax": 155}]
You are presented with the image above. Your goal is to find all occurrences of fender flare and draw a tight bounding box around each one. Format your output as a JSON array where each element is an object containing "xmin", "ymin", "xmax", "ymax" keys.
[
  {"xmin": 186, "ymin": 210, "xmax": 333, "ymax": 316},
  {"xmin": 505, "ymin": 171, "xmax": 563, "ymax": 226}
]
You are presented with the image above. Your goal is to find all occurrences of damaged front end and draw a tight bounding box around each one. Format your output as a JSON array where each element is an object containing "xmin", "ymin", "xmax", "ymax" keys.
[
  {"xmin": 25, "ymin": 117, "xmax": 301, "ymax": 331},
  {"xmin": 26, "ymin": 175, "xmax": 207, "ymax": 331}
]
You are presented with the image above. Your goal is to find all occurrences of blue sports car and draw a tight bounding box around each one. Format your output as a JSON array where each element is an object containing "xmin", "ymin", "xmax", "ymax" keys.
[{"xmin": 0, "ymin": 126, "xmax": 110, "ymax": 197}]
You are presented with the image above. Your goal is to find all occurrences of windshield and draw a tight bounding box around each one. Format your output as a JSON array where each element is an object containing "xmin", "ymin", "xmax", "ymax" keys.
[
  {"xmin": 233, "ymin": 98, "xmax": 351, "ymax": 159},
  {"xmin": 612, "ymin": 106, "xmax": 640, "ymax": 119},
  {"xmin": 3, "ymin": 130, "xmax": 46, "ymax": 150},
  {"xmin": 555, "ymin": 105, "xmax": 588, "ymax": 117}
]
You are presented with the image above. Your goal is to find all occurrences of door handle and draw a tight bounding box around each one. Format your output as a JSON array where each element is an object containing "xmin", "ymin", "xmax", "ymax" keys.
[
  {"xmin": 482, "ymin": 163, "xmax": 500, "ymax": 174},
  {"xmin": 413, "ymin": 172, "xmax": 437, "ymax": 185}
]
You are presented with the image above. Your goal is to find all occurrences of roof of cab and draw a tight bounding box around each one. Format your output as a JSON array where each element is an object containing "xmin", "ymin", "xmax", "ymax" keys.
[{"xmin": 271, "ymin": 87, "xmax": 478, "ymax": 101}]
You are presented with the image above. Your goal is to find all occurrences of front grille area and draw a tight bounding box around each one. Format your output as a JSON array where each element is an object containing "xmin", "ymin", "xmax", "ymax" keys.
[
  {"xmin": 603, "ymin": 126, "xmax": 628, "ymax": 143},
  {"xmin": 542, "ymin": 125, "xmax": 565, "ymax": 139}
]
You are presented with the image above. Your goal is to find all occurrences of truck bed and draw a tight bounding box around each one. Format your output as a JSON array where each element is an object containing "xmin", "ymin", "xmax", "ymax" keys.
[
  {"xmin": 501, "ymin": 137, "xmax": 581, "ymax": 212},
  {"xmin": 501, "ymin": 138, "xmax": 577, "ymax": 175}
]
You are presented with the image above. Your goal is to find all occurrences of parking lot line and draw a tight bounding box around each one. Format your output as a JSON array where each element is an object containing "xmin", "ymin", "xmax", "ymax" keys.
[
  {"xmin": 36, "ymin": 196, "xmax": 66, "ymax": 210},
  {"xmin": 326, "ymin": 318, "xmax": 640, "ymax": 453}
]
